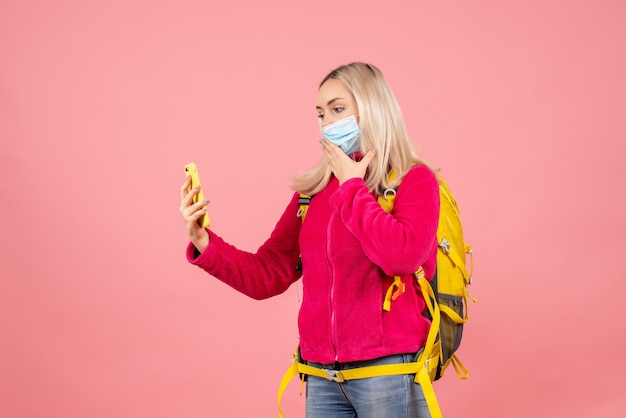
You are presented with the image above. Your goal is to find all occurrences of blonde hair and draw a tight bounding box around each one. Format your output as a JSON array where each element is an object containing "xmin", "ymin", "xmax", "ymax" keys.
[{"xmin": 292, "ymin": 62, "xmax": 428, "ymax": 196}]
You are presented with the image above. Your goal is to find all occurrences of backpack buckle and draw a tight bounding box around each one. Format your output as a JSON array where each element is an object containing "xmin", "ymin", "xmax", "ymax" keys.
[
  {"xmin": 325, "ymin": 369, "xmax": 345, "ymax": 383},
  {"xmin": 383, "ymin": 188, "xmax": 396, "ymax": 199},
  {"xmin": 439, "ymin": 238, "xmax": 452, "ymax": 254}
]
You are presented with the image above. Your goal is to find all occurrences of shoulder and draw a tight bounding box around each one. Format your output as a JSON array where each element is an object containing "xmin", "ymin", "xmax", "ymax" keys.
[
  {"xmin": 402, "ymin": 164, "xmax": 438, "ymax": 189},
  {"xmin": 390, "ymin": 164, "xmax": 440, "ymax": 219},
  {"xmin": 390, "ymin": 164, "xmax": 440, "ymax": 207}
]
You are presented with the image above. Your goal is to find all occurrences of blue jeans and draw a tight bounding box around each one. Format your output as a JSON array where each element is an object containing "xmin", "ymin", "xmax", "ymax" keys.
[{"xmin": 305, "ymin": 353, "xmax": 432, "ymax": 418}]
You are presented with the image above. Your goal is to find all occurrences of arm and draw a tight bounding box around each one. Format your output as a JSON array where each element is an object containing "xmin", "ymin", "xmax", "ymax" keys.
[
  {"xmin": 186, "ymin": 192, "xmax": 303, "ymax": 300},
  {"xmin": 329, "ymin": 165, "xmax": 439, "ymax": 276}
]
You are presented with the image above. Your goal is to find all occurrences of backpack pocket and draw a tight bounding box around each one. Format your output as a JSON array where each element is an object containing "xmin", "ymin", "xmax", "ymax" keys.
[{"xmin": 437, "ymin": 293, "xmax": 464, "ymax": 366}]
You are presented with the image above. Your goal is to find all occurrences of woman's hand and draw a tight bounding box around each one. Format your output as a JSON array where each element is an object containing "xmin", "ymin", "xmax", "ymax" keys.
[
  {"xmin": 179, "ymin": 176, "xmax": 210, "ymax": 253},
  {"xmin": 321, "ymin": 139, "xmax": 377, "ymax": 185}
]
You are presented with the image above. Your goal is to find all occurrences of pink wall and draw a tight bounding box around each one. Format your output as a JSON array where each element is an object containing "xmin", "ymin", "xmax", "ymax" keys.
[{"xmin": 2, "ymin": 1, "xmax": 625, "ymax": 417}]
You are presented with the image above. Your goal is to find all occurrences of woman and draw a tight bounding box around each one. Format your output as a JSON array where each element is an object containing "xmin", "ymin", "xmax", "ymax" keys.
[{"xmin": 179, "ymin": 62, "xmax": 439, "ymax": 417}]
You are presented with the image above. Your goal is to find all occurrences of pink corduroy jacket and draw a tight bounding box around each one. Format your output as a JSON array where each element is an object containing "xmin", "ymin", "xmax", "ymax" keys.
[{"xmin": 187, "ymin": 164, "xmax": 440, "ymax": 365}]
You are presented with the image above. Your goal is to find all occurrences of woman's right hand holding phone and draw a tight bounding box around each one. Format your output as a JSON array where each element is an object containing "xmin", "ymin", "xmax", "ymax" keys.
[{"xmin": 179, "ymin": 176, "xmax": 210, "ymax": 253}]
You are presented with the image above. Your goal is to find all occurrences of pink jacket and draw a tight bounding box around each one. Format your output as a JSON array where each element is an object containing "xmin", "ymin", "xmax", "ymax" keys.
[{"xmin": 187, "ymin": 164, "xmax": 440, "ymax": 364}]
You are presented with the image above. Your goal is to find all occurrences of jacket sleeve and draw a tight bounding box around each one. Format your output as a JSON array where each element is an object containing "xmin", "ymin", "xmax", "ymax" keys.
[
  {"xmin": 328, "ymin": 165, "xmax": 439, "ymax": 277},
  {"xmin": 186, "ymin": 192, "xmax": 303, "ymax": 300}
]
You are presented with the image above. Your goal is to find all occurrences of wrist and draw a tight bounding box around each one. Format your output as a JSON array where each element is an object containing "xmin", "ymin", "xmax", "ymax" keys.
[{"xmin": 192, "ymin": 229, "xmax": 210, "ymax": 253}]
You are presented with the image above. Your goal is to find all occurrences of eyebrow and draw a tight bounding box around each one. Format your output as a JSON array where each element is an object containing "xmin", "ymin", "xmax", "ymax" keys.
[{"xmin": 316, "ymin": 97, "xmax": 344, "ymax": 110}]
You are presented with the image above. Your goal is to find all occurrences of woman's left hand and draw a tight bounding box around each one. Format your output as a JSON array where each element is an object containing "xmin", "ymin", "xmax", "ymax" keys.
[{"xmin": 322, "ymin": 139, "xmax": 377, "ymax": 185}]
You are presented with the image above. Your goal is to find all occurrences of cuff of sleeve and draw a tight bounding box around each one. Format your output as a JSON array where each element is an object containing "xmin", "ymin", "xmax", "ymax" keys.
[
  {"xmin": 328, "ymin": 177, "xmax": 367, "ymax": 209},
  {"xmin": 185, "ymin": 229, "xmax": 218, "ymax": 266}
]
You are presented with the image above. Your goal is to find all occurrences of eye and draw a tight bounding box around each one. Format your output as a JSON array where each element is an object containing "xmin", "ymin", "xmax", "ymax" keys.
[
  {"xmin": 332, "ymin": 107, "xmax": 344, "ymax": 114},
  {"xmin": 317, "ymin": 114, "xmax": 324, "ymax": 120}
]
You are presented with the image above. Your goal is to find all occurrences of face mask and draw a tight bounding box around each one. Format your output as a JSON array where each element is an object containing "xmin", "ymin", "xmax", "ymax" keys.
[{"xmin": 322, "ymin": 115, "xmax": 361, "ymax": 155}]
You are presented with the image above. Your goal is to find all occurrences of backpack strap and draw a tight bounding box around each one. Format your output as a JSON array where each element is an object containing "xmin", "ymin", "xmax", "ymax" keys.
[
  {"xmin": 295, "ymin": 194, "xmax": 312, "ymax": 274},
  {"xmin": 296, "ymin": 195, "xmax": 312, "ymax": 220},
  {"xmin": 382, "ymin": 276, "xmax": 405, "ymax": 312},
  {"xmin": 277, "ymin": 356, "xmax": 441, "ymax": 418},
  {"xmin": 276, "ymin": 268, "xmax": 445, "ymax": 418},
  {"xmin": 279, "ymin": 178, "xmax": 448, "ymax": 417},
  {"xmin": 378, "ymin": 178, "xmax": 408, "ymax": 311},
  {"xmin": 413, "ymin": 267, "xmax": 443, "ymax": 417}
]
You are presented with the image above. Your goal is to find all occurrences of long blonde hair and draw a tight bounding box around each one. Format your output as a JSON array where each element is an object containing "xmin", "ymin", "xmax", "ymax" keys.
[{"xmin": 292, "ymin": 62, "xmax": 427, "ymax": 196}]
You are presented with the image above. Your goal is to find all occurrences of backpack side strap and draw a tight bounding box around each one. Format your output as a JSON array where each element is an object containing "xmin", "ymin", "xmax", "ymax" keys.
[
  {"xmin": 296, "ymin": 195, "xmax": 312, "ymax": 219},
  {"xmin": 296, "ymin": 194, "xmax": 312, "ymax": 274},
  {"xmin": 277, "ymin": 270, "xmax": 445, "ymax": 418},
  {"xmin": 277, "ymin": 354, "xmax": 443, "ymax": 418}
]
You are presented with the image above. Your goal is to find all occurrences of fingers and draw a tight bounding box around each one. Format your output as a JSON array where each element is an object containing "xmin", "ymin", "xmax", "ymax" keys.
[
  {"xmin": 321, "ymin": 139, "xmax": 341, "ymax": 156},
  {"xmin": 320, "ymin": 139, "xmax": 378, "ymax": 185},
  {"xmin": 183, "ymin": 201, "xmax": 210, "ymax": 252},
  {"xmin": 179, "ymin": 177, "xmax": 210, "ymax": 231},
  {"xmin": 190, "ymin": 202, "xmax": 209, "ymax": 223},
  {"xmin": 180, "ymin": 196, "xmax": 211, "ymax": 246},
  {"xmin": 180, "ymin": 195, "xmax": 210, "ymax": 219},
  {"xmin": 321, "ymin": 139, "xmax": 377, "ymax": 166},
  {"xmin": 180, "ymin": 176, "xmax": 192, "ymax": 202},
  {"xmin": 179, "ymin": 177, "xmax": 202, "ymax": 212},
  {"xmin": 321, "ymin": 139, "xmax": 346, "ymax": 169},
  {"xmin": 178, "ymin": 175, "xmax": 210, "ymax": 250},
  {"xmin": 361, "ymin": 147, "xmax": 377, "ymax": 165}
]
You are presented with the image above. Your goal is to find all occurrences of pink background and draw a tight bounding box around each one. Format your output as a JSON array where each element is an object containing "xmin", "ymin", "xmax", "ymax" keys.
[{"xmin": 2, "ymin": 1, "xmax": 625, "ymax": 417}]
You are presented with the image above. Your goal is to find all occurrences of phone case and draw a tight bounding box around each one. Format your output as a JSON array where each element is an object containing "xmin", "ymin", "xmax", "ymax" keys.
[{"xmin": 184, "ymin": 162, "xmax": 211, "ymax": 227}]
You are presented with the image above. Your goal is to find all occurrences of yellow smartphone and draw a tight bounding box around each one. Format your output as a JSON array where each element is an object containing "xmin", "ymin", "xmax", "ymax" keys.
[{"xmin": 184, "ymin": 162, "xmax": 211, "ymax": 228}]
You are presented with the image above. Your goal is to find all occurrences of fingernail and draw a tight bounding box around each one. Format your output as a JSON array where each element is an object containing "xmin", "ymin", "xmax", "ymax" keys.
[
  {"xmin": 195, "ymin": 185, "xmax": 201, "ymax": 189},
  {"xmin": 372, "ymin": 147, "xmax": 377, "ymax": 153},
  {"xmin": 204, "ymin": 199, "xmax": 211, "ymax": 204}
]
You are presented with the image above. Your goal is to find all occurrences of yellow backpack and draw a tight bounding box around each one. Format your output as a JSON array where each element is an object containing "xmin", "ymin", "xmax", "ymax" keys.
[{"xmin": 278, "ymin": 171, "xmax": 476, "ymax": 418}]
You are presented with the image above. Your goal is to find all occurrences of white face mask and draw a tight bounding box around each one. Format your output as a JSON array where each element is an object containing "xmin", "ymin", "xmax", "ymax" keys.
[{"xmin": 322, "ymin": 115, "xmax": 361, "ymax": 155}]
